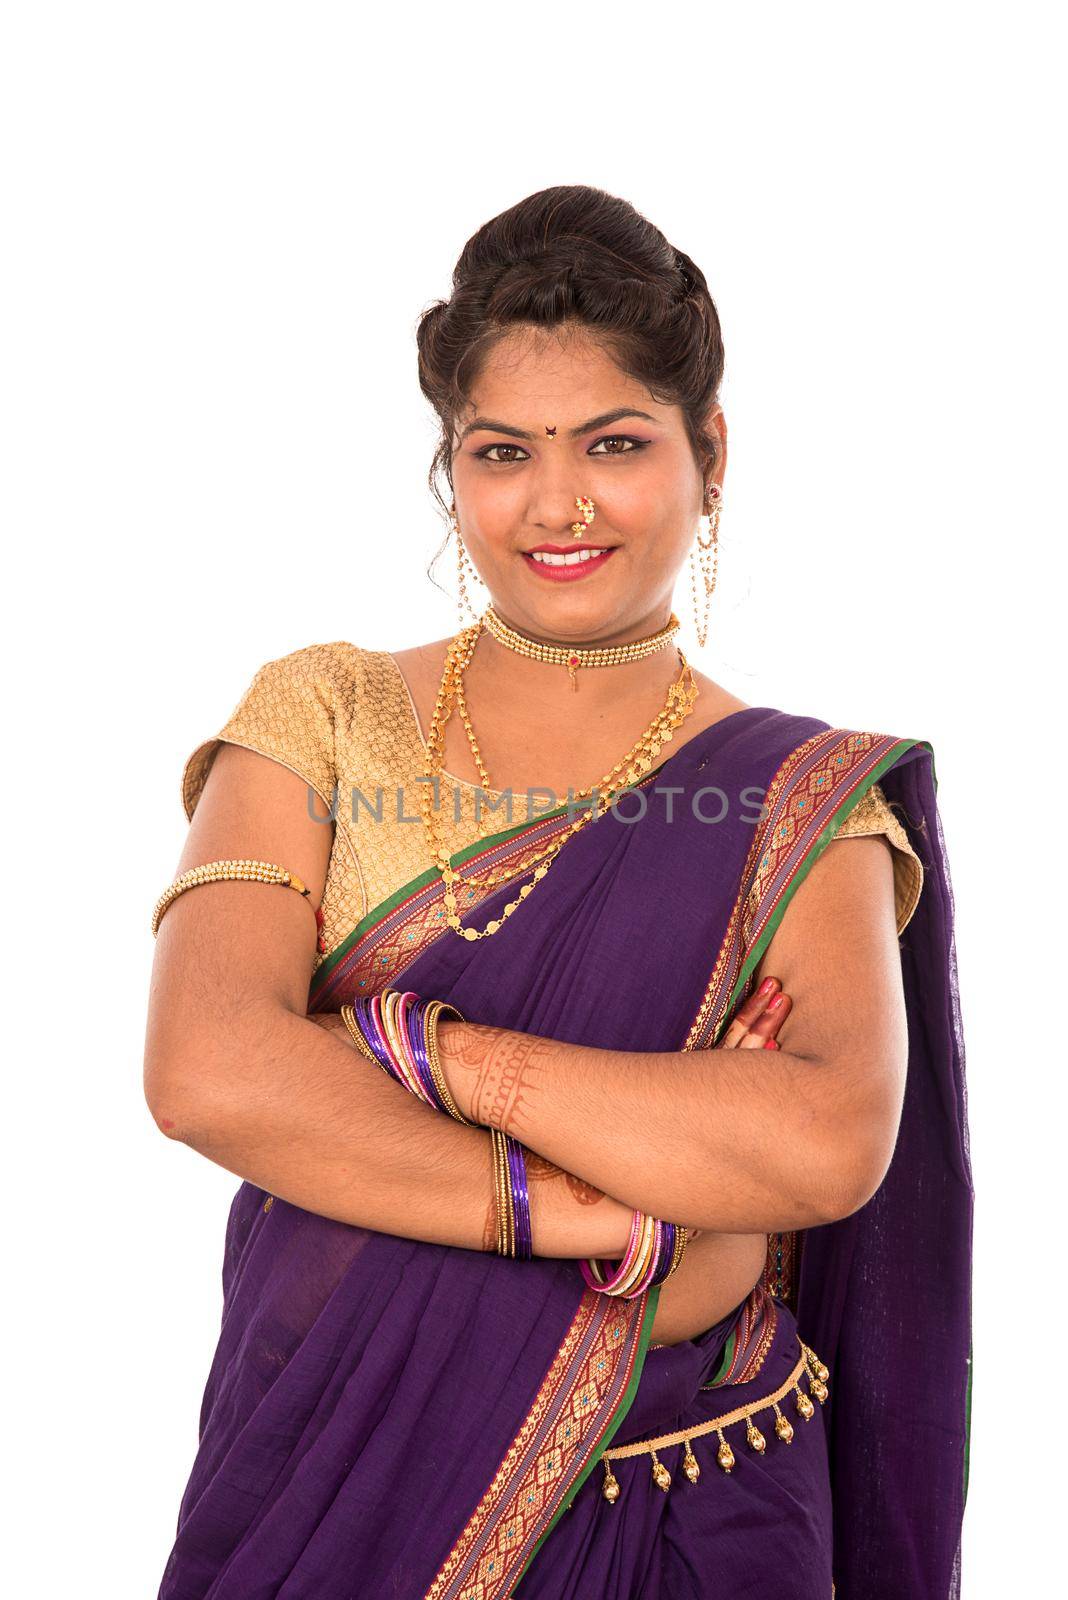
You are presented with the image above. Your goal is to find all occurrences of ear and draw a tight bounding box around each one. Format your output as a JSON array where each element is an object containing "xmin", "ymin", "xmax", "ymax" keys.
[{"xmin": 702, "ymin": 403, "xmax": 728, "ymax": 485}]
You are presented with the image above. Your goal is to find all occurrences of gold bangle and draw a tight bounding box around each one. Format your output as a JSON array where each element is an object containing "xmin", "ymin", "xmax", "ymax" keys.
[
  {"xmin": 151, "ymin": 858, "xmax": 325, "ymax": 951},
  {"xmin": 490, "ymin": 1129, "xmax": 503, "ymax": 1255},
  {"xmin": 667, "ymin": 1225, "xmax": 688, "ymax": 1279},
  {"xmin": 491, "ymin": 1127, "xmax": 516, "ymax": 1258},
  {"xmin": 339, "ymin": 1003, "xmax": 381, "ymax": 1068},
  {"xmin": 424, "ymin": 999, "xmax": 477, "ymax": 1127}
]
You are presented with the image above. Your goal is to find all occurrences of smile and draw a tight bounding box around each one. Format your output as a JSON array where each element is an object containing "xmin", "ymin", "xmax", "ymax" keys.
[{"xmin": 521, "ymin": 547, "xmax": 618, "ymax": 582}]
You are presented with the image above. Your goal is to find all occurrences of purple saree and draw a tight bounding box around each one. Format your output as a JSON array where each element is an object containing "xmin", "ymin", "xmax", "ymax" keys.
[{"xmin": 157, "ymin": 708, "xmax": 972, "ymax": 1599}]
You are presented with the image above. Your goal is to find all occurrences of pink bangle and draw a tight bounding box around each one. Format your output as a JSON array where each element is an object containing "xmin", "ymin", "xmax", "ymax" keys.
[{"xmin": 580, "ymin": 1212, "xmax": 681, "ymax": 1299}]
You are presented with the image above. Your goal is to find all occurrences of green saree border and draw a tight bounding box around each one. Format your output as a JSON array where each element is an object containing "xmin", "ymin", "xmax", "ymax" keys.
[
  {"xmin": 311, "ymin": 762, "xmax": 674, "ymax": 997},
  {"xmin": 718, "ymin": 737, "xmax": 933, "ymax": 1028},
  {"xmin": 512, "ymin": 1287, "xmax": 661, "ymax": 1589},
  {"xmin": 311, "ymin": 806, "xmax": 567, "ymax": 990},
  {"xmin": 709, "ymin": 731, "xmax": 973, "ymax": 1512},
  {"xmin": 963, "ymin": 1336, "xmax": 972, "ymax": 1505},
  {"xmin": 707, "ymin": 1325, "xmax": 739, "ymax": 1386}
]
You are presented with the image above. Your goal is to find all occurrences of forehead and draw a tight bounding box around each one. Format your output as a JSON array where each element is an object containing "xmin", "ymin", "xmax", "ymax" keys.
[{"xmin": 461, "ymin": 324, "xmax": 671, "ymax": 425}]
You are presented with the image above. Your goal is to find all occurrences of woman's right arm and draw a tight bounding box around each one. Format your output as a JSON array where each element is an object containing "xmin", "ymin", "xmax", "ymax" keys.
[{"xmin": 143, "ymin": 742, "xmax": 635, "ymax": 1259}]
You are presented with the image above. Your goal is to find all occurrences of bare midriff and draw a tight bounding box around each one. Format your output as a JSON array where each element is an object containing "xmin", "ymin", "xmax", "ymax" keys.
[{"xmin": 648, "ymin": 1228, "xmax": 769, "ymax": 1346}]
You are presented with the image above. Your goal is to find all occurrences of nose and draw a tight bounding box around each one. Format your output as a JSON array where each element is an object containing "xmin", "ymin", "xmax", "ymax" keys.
[{"xmin": 525, "ymin": 469, "xmax": 597, "ymax": 539}]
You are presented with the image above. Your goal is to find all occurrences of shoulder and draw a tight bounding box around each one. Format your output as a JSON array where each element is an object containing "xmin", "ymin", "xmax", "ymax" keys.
[
  {"xmin": 238, "ymin": 640, "xmax": 369, "ymax": 705},
  {"xmin": 181, "ymin": 642, "xmax": 373, "ymax": 821}
]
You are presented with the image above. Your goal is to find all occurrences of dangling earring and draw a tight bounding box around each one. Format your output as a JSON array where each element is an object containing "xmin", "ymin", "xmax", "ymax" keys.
[
  {"xmin": 449, "ymin": 501, "xmax": 485, "ymax": 625},
  {"xmin": 688, "ymin": 482, "xmax": 721, "ymax": 648}
]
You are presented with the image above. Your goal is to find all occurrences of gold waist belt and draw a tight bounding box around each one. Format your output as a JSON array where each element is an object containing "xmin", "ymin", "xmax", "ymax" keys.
[{"xmin": 600, "ymin": 1336, "xmax": 830, "ymax": 1501}]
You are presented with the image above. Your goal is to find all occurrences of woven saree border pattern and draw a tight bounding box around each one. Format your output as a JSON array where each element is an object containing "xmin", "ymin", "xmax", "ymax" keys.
[
  {"xmin": 681, "ymin": 729, "xmax": 918, "ymax": 1054},
  {"xmin": 423, "ymin": 1291, "xmax": 654, "ymax": 1600},
  {"xmin": 309, "ymin": 770, "xmax": 666, "ymax": 1012},
  {"xmin": 702, "ymin": 1280, "xmax": 780, "ymax": 1389},
  {"xmin": 678, "ymin": 727, "xmax": 922, "ymax": 1314}
]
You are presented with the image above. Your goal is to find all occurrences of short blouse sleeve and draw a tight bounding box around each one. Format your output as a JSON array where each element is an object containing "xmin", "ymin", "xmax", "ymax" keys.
[
  {"xmin": 831, "ymin": 780, "xmax": 924, "ymax": 938},
  {"xmin": 181, "ymin": 642, "xmax": 355, "ymax": 821}
]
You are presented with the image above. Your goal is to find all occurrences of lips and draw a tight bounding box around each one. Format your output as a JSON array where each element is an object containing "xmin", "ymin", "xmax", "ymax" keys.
[{"xmin": 520, "ymin": 546, "xmax": 618, "ymax": 582}]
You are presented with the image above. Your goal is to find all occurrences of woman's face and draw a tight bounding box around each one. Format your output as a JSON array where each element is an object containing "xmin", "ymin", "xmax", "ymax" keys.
[{"xmin": 449, "ymin": 323, "xmax": 725, "ymax": 643}]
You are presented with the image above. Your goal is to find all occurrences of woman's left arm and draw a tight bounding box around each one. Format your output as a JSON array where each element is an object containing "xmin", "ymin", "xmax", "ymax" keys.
[{"xmin": 438, "ymin": 835, "xmax": 908, "ymax": 1234}]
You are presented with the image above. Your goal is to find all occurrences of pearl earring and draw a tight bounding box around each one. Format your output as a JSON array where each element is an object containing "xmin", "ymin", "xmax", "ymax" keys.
[
  {"xmin": 688, "ymin": 483, "xmax": 721, "ymax": 648},
  {"xmin": 449, "ymin": 503, "xmax": 486, "ymax": 625}
]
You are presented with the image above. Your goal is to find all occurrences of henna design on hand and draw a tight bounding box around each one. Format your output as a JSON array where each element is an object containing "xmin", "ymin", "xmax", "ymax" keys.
[
  {"xmin": 439, "ymin": 1022, "xmax": 552, "ymax": 1138},
  {"xmin": 475, "ymin": 1029, "xmax": 552, "ymax": 1135},
  {"xmin": 524, "ymin": 1149, "xmax": 605, "ymax": 1207},
  {"xmin": 566, "ymin": 1173, "xmax": 605, "ymax": 1206}
]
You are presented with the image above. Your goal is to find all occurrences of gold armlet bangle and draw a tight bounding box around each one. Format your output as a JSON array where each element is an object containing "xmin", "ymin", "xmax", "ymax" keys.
[{"xmin": 152, "ymin": 859, "xmax": 326, "ymax": 952}]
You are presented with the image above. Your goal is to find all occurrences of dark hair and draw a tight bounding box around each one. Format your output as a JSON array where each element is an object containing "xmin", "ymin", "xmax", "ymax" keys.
[{"xmin": 416, "ymin": 185, "xmax": 725, "ymax": 521}]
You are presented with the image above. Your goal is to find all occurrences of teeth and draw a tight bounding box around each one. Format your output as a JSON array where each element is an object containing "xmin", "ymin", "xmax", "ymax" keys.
[{"xmin": 530, "ymin": 548, "xmax": 607, "ymax": 566}]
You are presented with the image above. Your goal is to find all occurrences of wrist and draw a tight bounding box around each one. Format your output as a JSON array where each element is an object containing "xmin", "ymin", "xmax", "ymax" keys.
[
  {"xmin": 435, "ymin": 1018, "xmax": 477, "ymax": 1122},
  {"xmin": 527, "ymin": 1172, "xmax": 633, "ymax": 1260}
]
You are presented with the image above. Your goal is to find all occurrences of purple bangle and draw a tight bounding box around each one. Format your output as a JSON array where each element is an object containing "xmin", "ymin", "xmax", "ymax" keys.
[
  {"xmin": 650, "ymin": 1221, "xmax": 678, "ymax": 1286},
  {"xmin": 350, "ymin": 989, "xmax": 531, "ymax": 1259},
  {"xmin": 404, "ymin": 994, "xmax": 443, "ymax": 1107},
  {"xmin": 505, "ymin": 1134, "xmax": 533, "ymax": 1260},
  {"xmin": 353, "ymin": 990, "xmax": 469, "ymax": 1125},
  {"xmin": 581, "ymin": 1212, "xmax": 681, "ymax": 1299},
  {"xmin": 356, "ymin": 994, "xmax": 400, "ymax": 1078}
]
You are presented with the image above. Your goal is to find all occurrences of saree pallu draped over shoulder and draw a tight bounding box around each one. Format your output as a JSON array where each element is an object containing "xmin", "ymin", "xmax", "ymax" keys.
[{"xmin": 158, "ymin": 708, "xmax": 972, "ymax": 1600}]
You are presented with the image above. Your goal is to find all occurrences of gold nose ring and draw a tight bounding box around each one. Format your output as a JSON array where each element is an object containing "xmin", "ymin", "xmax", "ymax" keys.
[{"xmin": 571, "ymin": 496, "xmax": 595, "ymax": 539}]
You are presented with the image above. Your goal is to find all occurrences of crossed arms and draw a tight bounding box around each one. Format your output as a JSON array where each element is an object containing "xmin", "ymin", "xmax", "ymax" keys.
[{"xmin": 144, "ymin": 744, "xmax": 908, "ymax": 1250}]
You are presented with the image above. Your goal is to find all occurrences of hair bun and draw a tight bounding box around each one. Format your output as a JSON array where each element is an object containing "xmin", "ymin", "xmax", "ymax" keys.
[{"xmin": 417, "ymin": 184, "xmax": 724, "ymax": 509}]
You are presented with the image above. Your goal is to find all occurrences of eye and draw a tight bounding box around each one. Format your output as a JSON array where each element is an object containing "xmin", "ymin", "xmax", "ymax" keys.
[
  {"xmin": 474, "ymin": 443, "xmax": 531, "ymax": 464},
  {"xmin": 588, "ymin": 435, "xmax": 647, "ymax": 456}
]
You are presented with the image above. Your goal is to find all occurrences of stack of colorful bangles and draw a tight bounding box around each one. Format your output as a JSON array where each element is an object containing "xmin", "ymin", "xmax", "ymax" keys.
[{"xmin": 338, "ymin": 987, "xmax": 686, "ymax": 1296}]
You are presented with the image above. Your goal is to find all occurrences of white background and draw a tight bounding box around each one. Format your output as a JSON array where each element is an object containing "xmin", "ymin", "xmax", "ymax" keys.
[{"xmin": 4, "ymin": 3, "xmax": 1061, "ymax": 1592}]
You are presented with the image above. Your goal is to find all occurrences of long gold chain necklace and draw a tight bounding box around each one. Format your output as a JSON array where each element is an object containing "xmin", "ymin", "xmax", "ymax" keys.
[{"xmin": 420, "ymin": 617, "xmax": 699, "ymax": 940}]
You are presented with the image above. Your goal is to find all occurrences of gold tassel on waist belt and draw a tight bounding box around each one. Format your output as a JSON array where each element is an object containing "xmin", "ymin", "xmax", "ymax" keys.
[{"xmin": 600, "ymin": 1338, "xmax": 830, "ymax": 1502}]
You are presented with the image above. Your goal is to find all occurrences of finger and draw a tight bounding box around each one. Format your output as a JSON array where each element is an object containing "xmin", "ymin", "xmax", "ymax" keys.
[
  {"xmin": 720, "ymin": 976, "xmax": 781, "ymax": 1048},
  {"xmin": 738, "ymin": 992, "xmax": 794, "ymax": 1048},
  {"xmin": 749, "ymin": 992, "xmax": 793, "ymax": 1041}
]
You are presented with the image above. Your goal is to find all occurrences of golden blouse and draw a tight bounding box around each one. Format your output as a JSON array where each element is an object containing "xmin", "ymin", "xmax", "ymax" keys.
[{"xmin": 182, "ymin": 642, "xmax": 924, "ymax": 965}]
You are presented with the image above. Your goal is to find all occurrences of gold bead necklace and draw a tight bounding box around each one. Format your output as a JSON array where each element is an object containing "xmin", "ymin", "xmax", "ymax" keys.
[
  {"xmin": 482, "ymin": 605, "xmax": 681, "ymax": 691},
  {"xmin": 420, "ymin": 617, "xmax": 699, "ymax": 940}
]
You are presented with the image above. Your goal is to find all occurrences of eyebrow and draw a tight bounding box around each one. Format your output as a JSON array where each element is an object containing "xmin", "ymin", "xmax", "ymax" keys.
[{"xmin": 459, "ymin": 407, "xmax": 659, "ymax": 442}]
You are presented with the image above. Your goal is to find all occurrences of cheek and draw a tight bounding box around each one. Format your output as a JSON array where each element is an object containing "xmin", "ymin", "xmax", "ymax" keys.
[
  {"xmin": 609, "ymin": 482, "xmax": 696, "ymax": 563},
  {"xmin": 453, "ymin": 471, "xmax": 523, "ymax": 551},
  {"xmin": 602, "ymin": 454, "xmax": 696, "ymax": 526}
]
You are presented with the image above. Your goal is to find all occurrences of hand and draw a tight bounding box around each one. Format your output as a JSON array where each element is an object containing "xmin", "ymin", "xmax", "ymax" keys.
[
  {"xmin": 434, "ymin": 1017, "xmax": 488, "ymax": 1126},
  {"xmin": 718, "ymin": 975, "xmax": 793, "ymax": 1051}
]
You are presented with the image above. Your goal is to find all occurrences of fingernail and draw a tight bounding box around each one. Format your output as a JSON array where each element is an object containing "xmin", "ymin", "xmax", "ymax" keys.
[
  {"xmin": 763, "ymin": 1038, "xmax": 779, "ymax": 1049},
  {"xmin": 769, "ymin": 994, "xmax": 784, "ymax": 1009},
  {"xmin": 759, "ymin": 978, "xmax": 776, "ymax": 996}
]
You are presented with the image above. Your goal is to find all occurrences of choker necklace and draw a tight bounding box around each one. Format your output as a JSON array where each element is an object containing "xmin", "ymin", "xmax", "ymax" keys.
[{"xmin": 482, "ymin": 606, "xmax": 681, "ymax": 691}]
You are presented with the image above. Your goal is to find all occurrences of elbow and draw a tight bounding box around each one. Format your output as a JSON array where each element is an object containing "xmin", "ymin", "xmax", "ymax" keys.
[
  {"xmin": 812, "ymin": 1124, "xmax": 898, "ymax": 1227},
  {"xmin": 143, "ymin": 1023, "xmax": 247, "ymax": 1148},
  {"xmin": 144, "ymin": 997, "xmax": 304, "ymax": 1146},
  {"xmin": 143, "ymin": 1046, "xmax": 218, "ymax": 1145}
]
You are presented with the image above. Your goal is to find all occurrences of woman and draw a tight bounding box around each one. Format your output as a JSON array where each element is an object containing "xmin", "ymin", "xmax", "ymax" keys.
[{"xmin": 146, "ymin": 186, "xmax": 972, "ymax": 1599}]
